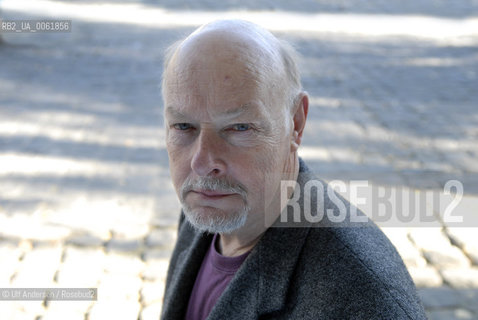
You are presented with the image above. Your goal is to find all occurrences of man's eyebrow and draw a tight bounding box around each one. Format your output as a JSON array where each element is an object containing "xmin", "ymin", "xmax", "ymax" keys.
[
  {"xmin": 218, "ymin": 103, "xmax": 268, "ymax": 120},
  {"xmin": 221, "ymin": 103, "xmax": 253, "ymax": 118},
  {"xmin": 165, "ymin": 103, "xmax": 262, "ymax": 120},
  {"xmin": 165, "ymin": 107, "xmax": 189, "ymax": 119}
]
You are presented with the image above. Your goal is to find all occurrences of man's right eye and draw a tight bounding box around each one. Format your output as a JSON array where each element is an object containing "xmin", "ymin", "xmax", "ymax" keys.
[{"xmin": 173, "ymin": 123, "xmax": 193, "ymax": 130}]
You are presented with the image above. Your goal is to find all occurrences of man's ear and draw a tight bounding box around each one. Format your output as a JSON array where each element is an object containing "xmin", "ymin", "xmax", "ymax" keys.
[{"xmin": 291, "ymin": 92, "xmax": 309, "ymax": 152}]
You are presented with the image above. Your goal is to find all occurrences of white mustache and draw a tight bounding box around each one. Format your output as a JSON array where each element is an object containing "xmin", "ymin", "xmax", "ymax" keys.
[{"xmin": 180, "ymin": 176, "xmax": 247, "ymax": 201}]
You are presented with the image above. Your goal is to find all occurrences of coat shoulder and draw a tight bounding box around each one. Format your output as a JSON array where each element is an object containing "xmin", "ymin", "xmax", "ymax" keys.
[{"xmin": 284, "ymin": 225, "xmax": 426, "ymax": 319}]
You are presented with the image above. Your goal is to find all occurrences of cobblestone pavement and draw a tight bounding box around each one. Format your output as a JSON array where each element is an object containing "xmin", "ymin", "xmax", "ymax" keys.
[{"xmin": 1, "ymin": 0, "xmax": 478, "ymax": 319}]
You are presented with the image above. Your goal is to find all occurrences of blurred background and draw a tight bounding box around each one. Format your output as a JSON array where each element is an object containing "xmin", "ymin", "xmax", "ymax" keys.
[{"xmin": 0, "ymin": 0, "xmax": 477, "ymax": 319}]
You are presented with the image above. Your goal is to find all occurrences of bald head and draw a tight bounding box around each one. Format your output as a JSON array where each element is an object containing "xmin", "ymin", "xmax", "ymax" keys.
[{"xmin": 161, "ymin": 20, "xmax": 302, "ymax": 112}]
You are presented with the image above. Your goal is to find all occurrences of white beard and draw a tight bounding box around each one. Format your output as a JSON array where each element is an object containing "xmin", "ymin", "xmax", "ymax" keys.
[
  {"xmin": 179, "ymin": 175, "xmax": 250, "ymax": 234},
  {"xmin": 182, "ymin": 203, "xmax": 249, "ymax": 234}
]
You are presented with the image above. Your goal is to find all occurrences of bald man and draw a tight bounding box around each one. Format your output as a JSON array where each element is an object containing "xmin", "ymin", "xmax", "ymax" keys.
[{"xmin": 160, "ymin": 20, "xmax": 426, "ymax": 320}]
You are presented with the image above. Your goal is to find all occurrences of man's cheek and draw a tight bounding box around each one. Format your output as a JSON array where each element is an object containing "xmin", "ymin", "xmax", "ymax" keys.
[
  {"xmin": 167, "ymin": 145, "xmax": 190, "ymax": 164},
  {"xmin": 168, "ymin": 159, "xmax": 188, "ymax": 189}
]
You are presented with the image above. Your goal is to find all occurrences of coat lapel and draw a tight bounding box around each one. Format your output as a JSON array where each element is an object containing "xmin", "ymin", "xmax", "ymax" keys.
[
  {"xmin": 206, "ymin": 227, "xmax": 310, "ymax": 319},
  {"xmin": 161, "ymin": 227, "xmax": 213, "ymax": 320}
]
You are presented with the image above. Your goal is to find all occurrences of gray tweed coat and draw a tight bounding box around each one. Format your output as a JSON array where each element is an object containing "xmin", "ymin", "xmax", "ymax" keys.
[{"xmin": 161, "ymin": 160, "xmax": 426, "ymax": 319}]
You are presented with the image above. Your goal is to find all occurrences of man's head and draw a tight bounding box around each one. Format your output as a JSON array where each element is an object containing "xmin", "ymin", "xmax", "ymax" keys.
[{"xmin": 162, "ymin": 19, "xmax": 308, "ymax": 235}]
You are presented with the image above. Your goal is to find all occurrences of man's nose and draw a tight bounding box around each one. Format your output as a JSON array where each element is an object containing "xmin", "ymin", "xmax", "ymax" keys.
[{"xmin": 190, "ymin": 129, "xmax": 227, "ymax": 177}]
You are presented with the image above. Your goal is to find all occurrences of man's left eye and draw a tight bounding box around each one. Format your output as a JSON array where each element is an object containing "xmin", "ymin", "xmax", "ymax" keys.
[
  {"xmin": 231, "ymin": 124, "xmax": 251, "ymax": 131},
  {"xmin": 173, "ymin": 123, "xmax": 193, "ymax": 130}
]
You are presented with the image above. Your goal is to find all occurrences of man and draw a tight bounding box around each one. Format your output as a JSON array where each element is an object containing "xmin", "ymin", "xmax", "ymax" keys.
[{"xmin": 161, "ymin": 19, "xmax": 426, "ymax": 319}]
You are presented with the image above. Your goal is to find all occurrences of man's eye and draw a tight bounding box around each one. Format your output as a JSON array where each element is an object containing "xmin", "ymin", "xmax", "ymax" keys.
[
  {"xmin": 231, "ymin": 124, "xmax": 251, "ymax": 131},
  {"xmin": 173, "ymin": 123, "xmax": 193, "ymax": 130}
]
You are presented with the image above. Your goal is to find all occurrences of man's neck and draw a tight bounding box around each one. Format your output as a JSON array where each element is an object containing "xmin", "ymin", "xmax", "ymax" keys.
[{"xmin": 217, "ymin": 230, "xmax": 263, "ymax": 257}]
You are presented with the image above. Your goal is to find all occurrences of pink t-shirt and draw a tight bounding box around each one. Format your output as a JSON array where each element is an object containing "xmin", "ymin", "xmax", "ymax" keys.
[{"xmin": 184, "ymin": 234, "xmax": 250, "ymax": 320}]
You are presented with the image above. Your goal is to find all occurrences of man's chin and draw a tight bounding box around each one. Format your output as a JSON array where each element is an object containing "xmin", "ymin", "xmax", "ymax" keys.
[{"xmin": 182, "ymin": 206, "xmax": 248, "ymax": 234}]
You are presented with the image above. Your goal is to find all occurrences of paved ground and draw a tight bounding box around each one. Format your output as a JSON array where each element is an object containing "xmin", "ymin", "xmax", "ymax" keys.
[{"xmin": 0, "ymin": 0, "xmax": 477, "ymax": 319}]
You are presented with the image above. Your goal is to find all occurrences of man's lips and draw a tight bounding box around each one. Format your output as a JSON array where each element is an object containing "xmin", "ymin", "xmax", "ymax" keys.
[{"xmin": 191, "ymin": 190, "xmax": 235, "ymax": 198}]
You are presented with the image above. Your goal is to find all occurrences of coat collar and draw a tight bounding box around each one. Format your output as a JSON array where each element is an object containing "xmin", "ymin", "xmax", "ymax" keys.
[
  {"xmin": 161, "ymin": 227, "xmax": 213, "ymax": 319},
  {"xmin": 204, "ymin": 226, "xmax": 311, "ymax": 319}
]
